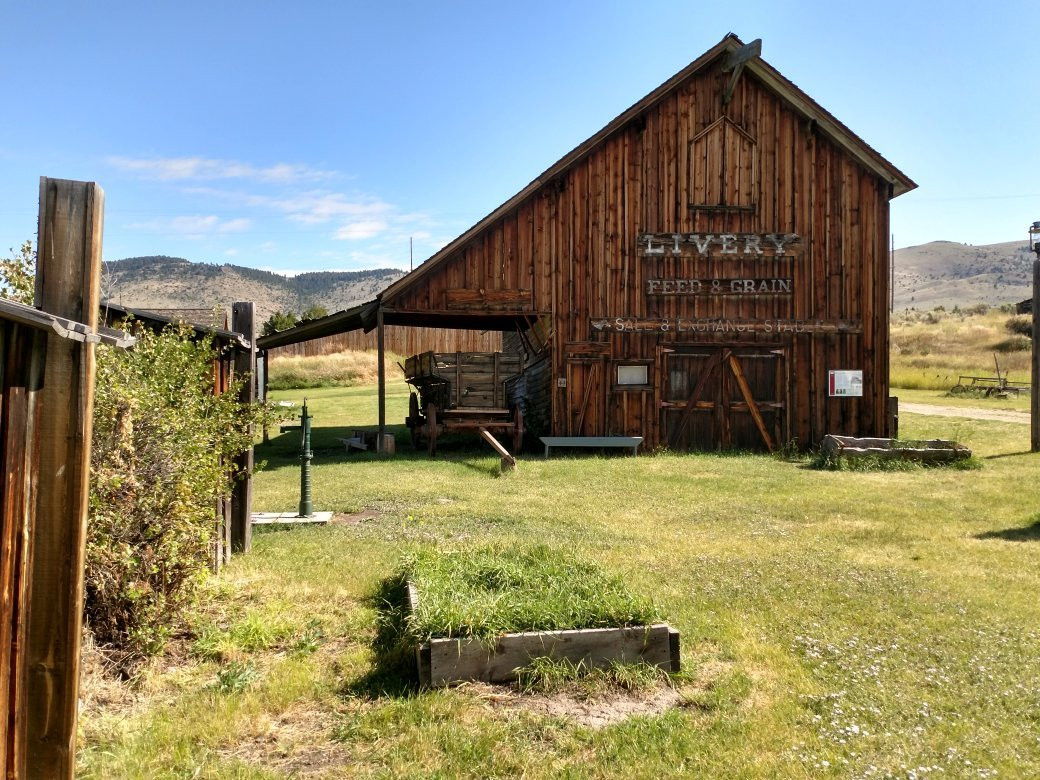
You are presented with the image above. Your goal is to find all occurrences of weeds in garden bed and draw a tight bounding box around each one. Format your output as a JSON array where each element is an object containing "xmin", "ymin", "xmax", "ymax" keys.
[{"xmin": 400, "ymin": 544, "xmax": 662, "ymax": 643}]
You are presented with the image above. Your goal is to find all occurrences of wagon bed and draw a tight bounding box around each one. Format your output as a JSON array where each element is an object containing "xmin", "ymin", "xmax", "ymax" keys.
[{"xmin": 404, "ymin": 351, "xmax": 524, "ymax": 455}]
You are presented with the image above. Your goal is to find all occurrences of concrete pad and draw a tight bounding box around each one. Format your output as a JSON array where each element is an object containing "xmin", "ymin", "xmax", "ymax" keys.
[{"xmin": 251, "ymin": 511, "xmax": 333, "ymax": 525}]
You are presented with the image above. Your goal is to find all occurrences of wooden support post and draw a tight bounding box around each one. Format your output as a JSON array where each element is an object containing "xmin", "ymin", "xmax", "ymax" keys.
[
  {"xmin": 24, "ymin": 178, "xmax": 103, "ymax": 779},
  {"xmin": 1032, "ymin": 259, "xmax": 1039, "ymax": 452},
  {"xmin": 231, "ymin": 302, "xmax": 256, "ymax": 553},
  {"xmin": 377, "ymin": 306, "xmax": 386, "ymax": 452},
  {"xmin": 260, "ymin": 350, "xmax": 270, "ymax": 444},
  {"xmin": 1, "ymin": 326, "xmax": 47, "ymax": 779},
  {"xmin": 479, "ymin": 427, "xmax": 516, "ymax": 471}
]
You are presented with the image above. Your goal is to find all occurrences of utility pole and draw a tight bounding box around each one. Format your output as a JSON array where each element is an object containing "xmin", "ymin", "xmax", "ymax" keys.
[{"xmin": 1030, "ymin": 221, "xmax": 1040, "ymax": 452}]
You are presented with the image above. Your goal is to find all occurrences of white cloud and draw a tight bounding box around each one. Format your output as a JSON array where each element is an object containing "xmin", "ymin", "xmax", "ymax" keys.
[
  {"xmin": 220, "ymin": 218, "xmax": 253, "ymax": 233},
  {"xmin": 127, "ymin": 214, "xmax": 251, "ymax": 238},
  {"xmin": 333, "ymin": 219, "xmax": 389, "ymax": 240},
  {"xmin": 265, "ymin": 191, "xmax": 394, "ymax": 226},
  {"xmin": 108, "ymin": 155, "xmax": 336, "ymax": 183}
]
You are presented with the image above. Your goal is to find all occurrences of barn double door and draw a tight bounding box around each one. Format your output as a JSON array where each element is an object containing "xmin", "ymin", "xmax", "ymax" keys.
[{"xmin": 662, "ymin": 346, "xmax": 786, "ymax": 452}]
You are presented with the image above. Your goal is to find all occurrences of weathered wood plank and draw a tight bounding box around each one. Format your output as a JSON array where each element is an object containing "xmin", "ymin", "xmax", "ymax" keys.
[
  {"xmin": 822, "ymin": 435, "xmax": 972, "ymax": 462},
  {"xmin": 479, "ymin": 428, "xmax": 515, "ymax": 471},
  {"xmin": 24, "ymin": 178, "xmax": 103, "ymax": 780},
  {"xmin": 444, "ymin": 288, "xmax": 532, "ymax": 309},
  {"xmin": 1, "ymin": 325, "xmax": 46, "ymax": 778},
  {"xmin": 230, "ymin": 302, "xmax": 255, "ymax": 554},
  {"xmin": 422, "ymin": 623, "xmax": 678, "ymax": 686}
]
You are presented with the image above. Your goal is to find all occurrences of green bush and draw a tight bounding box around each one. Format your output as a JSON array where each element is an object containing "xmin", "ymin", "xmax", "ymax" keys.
[
  {"xmin": 1005, "ymin": 316, "xmax": 1033, "ymax": 337},
  {"xmin": 86, "ymin": 324, "xmax": 261, "ymax": 672},
  {"xmin": 993, "ymin": 336, "xmax": 1032, "ymax": 353},
  {"xmin": 1, "ymin": 241, "xmax": 35, "ymax": 304}
]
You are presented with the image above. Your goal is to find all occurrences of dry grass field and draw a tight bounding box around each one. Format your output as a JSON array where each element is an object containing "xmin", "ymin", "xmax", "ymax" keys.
[{"xmin": 890, "ymin": 305, "xmax": 1031, "ymax": 391}]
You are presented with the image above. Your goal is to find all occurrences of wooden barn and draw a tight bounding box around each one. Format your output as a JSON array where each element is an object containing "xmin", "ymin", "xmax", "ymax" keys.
[{"xmin": 262, "ymin": 34, "xmax": 915, "ymax": 453}]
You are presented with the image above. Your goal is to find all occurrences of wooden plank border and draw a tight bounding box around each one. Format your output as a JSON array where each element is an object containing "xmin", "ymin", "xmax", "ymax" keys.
[{"xmin": 417, "ymin": 623, "xmax": 680, "ymax": 687}]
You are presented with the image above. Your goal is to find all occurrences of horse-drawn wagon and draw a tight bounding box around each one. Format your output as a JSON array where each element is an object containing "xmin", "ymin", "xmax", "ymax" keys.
[{"xmin": 404, "ymin": 351, "xmax": 524, "ymax": 455}]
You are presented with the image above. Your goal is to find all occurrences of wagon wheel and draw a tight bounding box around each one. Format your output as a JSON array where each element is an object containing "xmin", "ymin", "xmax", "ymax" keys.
[
  {"xmin": 512, "ymin": 406, "xmax": 524, "ymax": 453},
  {"xmin": 408, "ymin": 393, "xmax": 421, "ymax": 449},
  {"xmin": 426, "ymin": 403, "xmax": 438, "ymax": 456}
]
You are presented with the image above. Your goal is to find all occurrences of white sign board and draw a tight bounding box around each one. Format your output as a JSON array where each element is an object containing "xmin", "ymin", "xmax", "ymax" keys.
[{"xmin": 828, "ymin": 370, "xmax": 863, "ymax": 397}]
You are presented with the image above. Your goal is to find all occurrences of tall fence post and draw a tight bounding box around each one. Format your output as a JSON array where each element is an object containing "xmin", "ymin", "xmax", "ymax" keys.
[
  {"xmin": 23, "ymin": 178, "xmax": 103, "ymax": 779},
  {"xmin": 1032, "ymin": 258, "xmax": 1039, "ymax": 453},
  {"xmin": 231, "ymin": 302, "xmax": 256, "ymax": 553}
]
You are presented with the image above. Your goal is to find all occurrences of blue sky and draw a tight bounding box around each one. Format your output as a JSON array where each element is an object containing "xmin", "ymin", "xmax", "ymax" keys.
[{"xmin": 2, "ymin": 1, "xmax": 1038, "ymax": 274}]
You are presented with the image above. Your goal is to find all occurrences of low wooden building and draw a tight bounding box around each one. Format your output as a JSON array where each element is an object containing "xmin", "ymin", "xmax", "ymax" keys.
[{"xmin": 263, "ymin": 34, "xmax": 916, "ymax": 452}]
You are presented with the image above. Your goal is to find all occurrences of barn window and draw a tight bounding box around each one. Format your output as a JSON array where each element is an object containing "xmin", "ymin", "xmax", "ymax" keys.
[
  {"xmin": 617, "ymin": 364, "xmax": 649, "ymax": 386},
  {"xmin": 688, "ymin": 117, "xmax": 757, "ymax": 212}
]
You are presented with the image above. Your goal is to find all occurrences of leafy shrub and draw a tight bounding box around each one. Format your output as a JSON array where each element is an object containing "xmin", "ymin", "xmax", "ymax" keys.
[
  {"xmin": 993, "ymin": 336, "xmax": 1031, "ymax": 353},
  {"xmin": 1005, "ymin": 316, "xmax": 1033, "ymax": 337},
  {"xmin": 215, "ymin": 661, "xmax": 257, "ymax": 693},
  {"xmin": 86, "ymin": 324, "xmax": 262, "ymax": 672},
  {"xmin": 0, "ymin": 241, "xmax": 35, "ymax": 304}
]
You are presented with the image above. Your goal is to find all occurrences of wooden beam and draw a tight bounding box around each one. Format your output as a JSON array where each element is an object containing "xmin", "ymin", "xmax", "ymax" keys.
[
  {"xmin": 728, "ymin": 354, "xmax": 775, "ymax": 452},
  {"xmin": 443, "ymin": 288, "xmax": 532, "ymax": 309},
  {"xmin": 722, "ymin": 38, "xmax": 762, "ymax": 71},
  {"xmin": 24, "ymin": 178, "xmax": 103, "ymax": 779},
  {"xmin": 479, "ymin": 427, "xmax": 515, "ymax": 471},
  {"xmin": 722, "ymin": 39, "xmax": 761, "ymax": 105},
  {"xmin": 231, "ymin": 302, "xmax": 256, "ymax": 554}
]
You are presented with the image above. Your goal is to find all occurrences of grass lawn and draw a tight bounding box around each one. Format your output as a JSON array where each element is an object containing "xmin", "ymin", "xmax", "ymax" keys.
[{"xmin": 78, "ymin": 375, "xmax": 1040, "ymax": 778}]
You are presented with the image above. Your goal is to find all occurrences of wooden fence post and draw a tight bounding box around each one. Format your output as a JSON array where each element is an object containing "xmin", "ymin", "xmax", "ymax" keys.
[
  {"xmin": 1032, "ymin": 258, "xmax": 1038, "ymax": 452},
  {"xmin": 23, "ymin": 178, "xmax": 103, "ymax": 779},
  {"xmin": 231, "ymin": 302, "xmax": 256, "ymax": 553}
]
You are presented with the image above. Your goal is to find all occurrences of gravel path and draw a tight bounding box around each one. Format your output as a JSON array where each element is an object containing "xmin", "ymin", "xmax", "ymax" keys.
[{"xmin": 900, "ymin": 402, "xmax": 1030, "ymax": 424}]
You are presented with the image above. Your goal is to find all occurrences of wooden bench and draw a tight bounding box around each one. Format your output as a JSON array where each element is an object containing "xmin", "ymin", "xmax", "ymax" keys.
[{"xmin": 539, "ymin": 436, "xmax": 642, "ymax": 458}]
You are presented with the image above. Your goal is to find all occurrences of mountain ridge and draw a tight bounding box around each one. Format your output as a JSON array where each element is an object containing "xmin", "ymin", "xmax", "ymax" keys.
[
  {"xmin": 101, "ymin": 256, "xmax": 406, "ymax": 321},
  {"xmin": 99, "ymin": 240, "xmax": 1034, "ymax": 325},
  {"xmin": 893, "ymin": 239, "xmax": 1033, "ymax": 310}
]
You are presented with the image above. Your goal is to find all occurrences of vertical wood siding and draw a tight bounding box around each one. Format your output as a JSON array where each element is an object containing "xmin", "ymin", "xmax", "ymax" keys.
[
  {"xmin": 0, "ymin": 323, "xmax": 46, "ymax": 776},
  {"xmin": 267, "ymin": 326, "xmax": 501, "ymax": 359}
]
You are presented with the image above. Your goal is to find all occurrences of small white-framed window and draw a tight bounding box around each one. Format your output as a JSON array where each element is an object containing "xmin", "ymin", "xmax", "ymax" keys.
[{"xmin": 617, "ymin": 364, "xmax": 649, "ymax": 386}]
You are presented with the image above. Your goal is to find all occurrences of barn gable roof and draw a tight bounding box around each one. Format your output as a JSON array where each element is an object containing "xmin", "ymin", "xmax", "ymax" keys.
[{"xmin": 380, "ymin": 33, "xmax": 916, "ymax": 307}]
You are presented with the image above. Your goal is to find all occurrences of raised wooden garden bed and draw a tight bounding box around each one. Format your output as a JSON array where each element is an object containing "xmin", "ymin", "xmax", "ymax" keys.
[
  {"xmin": 822, "ymin": 435, "xmax": 972, "ymax": 463},
  {"xmin": 407, "ymin": 582, "xmax": 680, "ymax": 686}
]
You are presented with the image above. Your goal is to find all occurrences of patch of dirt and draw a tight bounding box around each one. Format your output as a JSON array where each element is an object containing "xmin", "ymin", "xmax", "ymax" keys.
[
  {"xmin": 329, "ymin": 509, "xmax": 382, "ymax": 525},
  {"xmin": 900, "ymin": 402, "xmax": 1029, "ymax": 424},
  {"xmin": 488, "ymin": 686, "xmax": 684, "ymax": 728},
  {"xmin": 464, "ymin": 677, "xmax": 719, "ymax": 729},
  {"xmin": 219, "ymin": 703, "xmax": 353, "ymax": 777}
]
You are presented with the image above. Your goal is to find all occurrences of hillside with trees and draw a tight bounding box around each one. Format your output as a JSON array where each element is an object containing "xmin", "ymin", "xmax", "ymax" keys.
[
  {"xmin": 101, "ymin": 255, "xmax": 404, "ymax": 320},
  {"xmin": 893, "ymin": 240, "xmax": 1033, "ymax": 310}
]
